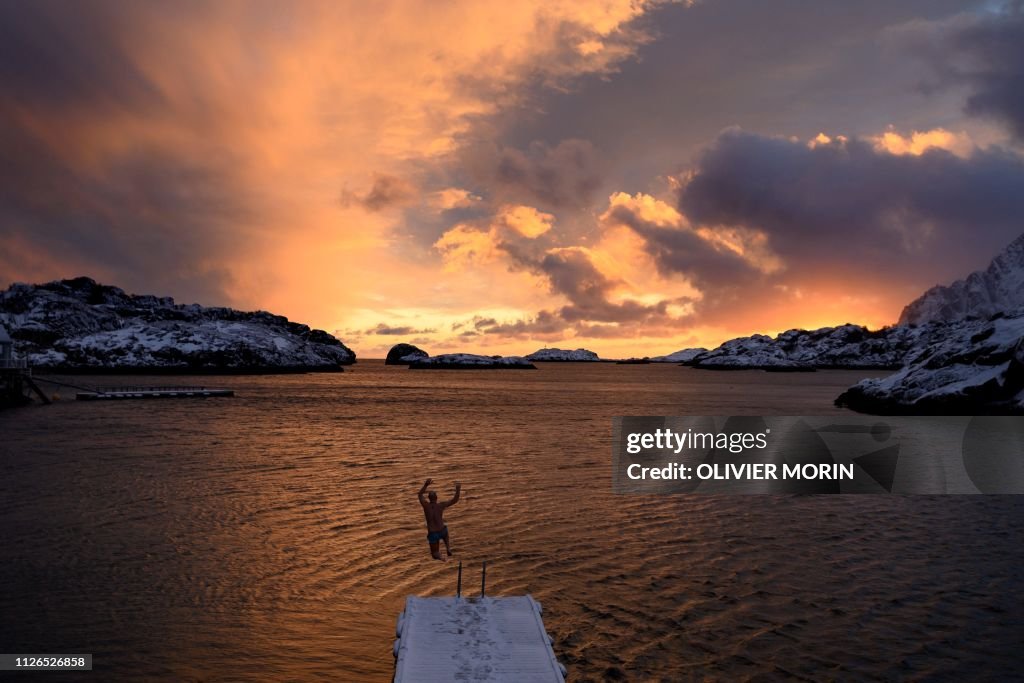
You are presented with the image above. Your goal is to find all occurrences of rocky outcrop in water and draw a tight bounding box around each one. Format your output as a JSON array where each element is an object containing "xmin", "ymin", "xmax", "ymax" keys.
[
  {"xmin": 687, "ymin": 310, "xmax": 1024, "ymax": 412},
  {"xmin": 836, "ymin": 312, "xmax": 1024, "ymax": 414},
  {"xmin": 899, "ymin": 232, "xmax": 1024, "ymax": 325},
  {"xmin": 408, "ymin": 353, "xmax": 536, "ymax": 369},
  {"xmin": 833, "ymin": 231, "xmax": 1024, "ymax": 413},
  {"xmin": 689, "ymin": 324, "xmax": 947, "ymax": 371},
  {"xmin": 385, "ymin": 343, "xmax": 428, "ymax": 365},
  {"xmin": 524, "ymin": 347, "xmax": 599, "ymax": 362},
  {"xmin": 0, "ymin": 277, "xmax": 356, "ymax": 372},
  {"xmin": 651, "ymin": 348, "xmax": 707, "ymax": 364}
]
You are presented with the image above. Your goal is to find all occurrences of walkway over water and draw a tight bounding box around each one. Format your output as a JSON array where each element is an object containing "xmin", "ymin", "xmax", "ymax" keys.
[
  {"xmin": 75, "ymin": 386, "xmax": 234, "ymax": 400},
  {"xmin": 393, "ymin": 595, "xmax": 564, "ymax": 682}
]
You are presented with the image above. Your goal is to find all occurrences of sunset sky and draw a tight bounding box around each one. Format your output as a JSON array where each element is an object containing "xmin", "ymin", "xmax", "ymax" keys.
[{"xmin": 2, "ymin": 0, "xmax": 1024, "ymax": 357}]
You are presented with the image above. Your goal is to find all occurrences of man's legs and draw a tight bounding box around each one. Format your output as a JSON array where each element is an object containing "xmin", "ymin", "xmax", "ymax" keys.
[
  {"xmin": 442, "ymin": 528, "xmax": 452, "ymax": 556},
  {"xmin": 429, "ymin": 540, "xmax": 441, "ymax": 560}
]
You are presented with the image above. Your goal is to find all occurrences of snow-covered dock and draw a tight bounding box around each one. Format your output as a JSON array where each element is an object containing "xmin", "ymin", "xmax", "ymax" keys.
[
  {"xmin": 393, "ymin": 595, "xmax": 565, "ymax": 683},
  {"xmin": 75, "ymin": 386, "xmax": 234, "ymax": 400}
]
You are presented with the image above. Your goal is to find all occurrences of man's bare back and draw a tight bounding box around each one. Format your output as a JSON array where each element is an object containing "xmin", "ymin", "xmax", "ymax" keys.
[
  {"xmin": 423, "ymin": 500, "xmax": 447, "ymax": 532},
  {"xmin": 418, "ymin": 478, "xmax": 461, "ymax": 560}
]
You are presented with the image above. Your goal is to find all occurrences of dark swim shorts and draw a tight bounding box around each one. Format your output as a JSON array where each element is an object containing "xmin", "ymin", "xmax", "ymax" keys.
[{"xmin": 426, "ymin": 526, "xmax": 448, "ymax": 544}]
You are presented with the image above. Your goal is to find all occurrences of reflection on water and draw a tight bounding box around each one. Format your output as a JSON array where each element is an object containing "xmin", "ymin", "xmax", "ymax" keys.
[{"xmin": 0, "ymin": 363, "xmax": 1021, "ymax": 680}]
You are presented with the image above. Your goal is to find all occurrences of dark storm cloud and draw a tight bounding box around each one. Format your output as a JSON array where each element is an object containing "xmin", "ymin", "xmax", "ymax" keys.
[
  {"xmin": 459, "ymin": 139, "xmax": 605, "ymax": 211},
  {"xmin": 497, "ymin": 0, "xmax": 977, "ymax": 186},
  {"xmin": 0, "ymin": 1, "xmax": 249, "ymax": 304},
  {"xmin": 0, "ymin": 1, "xmax": 163, "ymax": 113},
  {"xmin": 912, "ymin": 4, "xmax": 1024, "ymax": 139},
  {"xmin": 438, "ymin": 1, "xmax": 1021, "ymax": 342},
  {"xmin": 341, "ymin": 173, "xmax": 417, "ymax": 212},
  {"xmin": 0, "ymin": 122, "xmax": 249, "ymax": 304},
  {"xmin": 678, "ymin": 128, "xmax": 1024, "ymax": 281}
]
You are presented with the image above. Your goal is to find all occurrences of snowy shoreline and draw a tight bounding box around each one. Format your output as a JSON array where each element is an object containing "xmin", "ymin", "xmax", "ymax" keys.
[{"xmin": 0, "ymin": 277, "xmax": 356, "ymax": 372}]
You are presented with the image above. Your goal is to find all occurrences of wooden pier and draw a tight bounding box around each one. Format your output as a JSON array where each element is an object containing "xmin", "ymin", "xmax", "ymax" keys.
[
  {"xmin": 1, "ymin": 362, "xmax": 50, "ymax": 406},
  {"xmin": 2, "ymin": 367, "xmax": 38, "ymax": 406},
  {"xmin": 75, "ymin": 386, "xmax": 234, "ymax": 400},
  {"xmin": 1, "ymin": 324, "xmax": 47, "ymax": 407}
]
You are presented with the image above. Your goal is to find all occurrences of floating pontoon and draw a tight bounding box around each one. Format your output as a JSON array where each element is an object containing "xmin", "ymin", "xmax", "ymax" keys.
[
  {"xmin": 75, "ymin": 386, "xmax": 234, "ymax": 400},
  {"xmin": 393, "ymin": 562, "xmax": 565, "ymax": 682}
]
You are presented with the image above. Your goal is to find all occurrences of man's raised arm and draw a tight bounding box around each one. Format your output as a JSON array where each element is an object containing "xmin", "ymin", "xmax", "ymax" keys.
[
  {"xmin": 418, "ymin": 478, "xmax": 432, "ymax": 504},
  {"xmin": 445, "ymin": 482, "xmax": 462, "ymax": 507}
]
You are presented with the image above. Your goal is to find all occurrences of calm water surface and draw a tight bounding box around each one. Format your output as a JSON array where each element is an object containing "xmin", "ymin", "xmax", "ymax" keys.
[{"xmin": 1, "ymin": 362, "xmax": 1022, "ymax": 681}]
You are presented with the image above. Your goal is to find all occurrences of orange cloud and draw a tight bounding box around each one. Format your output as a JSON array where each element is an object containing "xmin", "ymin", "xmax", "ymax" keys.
[
  {"xmin": 1, "ymin": 1, "xmax": 661, "ymax": 319},
  {"xmin": 871, "ymin": 127, "xmax": 975, "ymax": 157},
  {"xmin": 430, "ymin": 188, "xmax": 481, "ymax": 210},
  {"xmin": 8, "ymin": 3, "xmax": 1012, "ymax": 360},
  {"xmin": 434, "ymin": 224, "xmax": 504, "ymax": 269},
  {"xmin": 499, "ymin": 205, "xmax": 555, "ymax": 238}
]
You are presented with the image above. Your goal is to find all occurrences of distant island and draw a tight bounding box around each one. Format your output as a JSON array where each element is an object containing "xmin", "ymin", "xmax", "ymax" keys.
[
  {"xmin": 408, "ymin": 353, "xmax": 536, "ymax": 369},
  {"xmin": 386, "ymin": 344, "xmax": 596, "ymax": 367},
  {"xmin": 650, "ymin": 348, "xmax": 707, "ymax": 363},
  {"xmin": 0, "ymin": 277, "xmax": 355, "ymax": 373},
  {"xmin": 524, "ymin": 348, "xmax": 600, "ymax": 362}
]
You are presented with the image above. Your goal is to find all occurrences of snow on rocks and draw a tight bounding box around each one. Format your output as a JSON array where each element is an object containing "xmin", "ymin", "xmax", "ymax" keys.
[
  {"xmin": 836, "ymin": 312, "xmax": 1024, "ymax": 414},
  {"xmin": 0, "ymin": 277, "xmax": 355, "ymax": 371},
  {"xmin": 836, "ymin": 231, "xmax": 1024, "ymax": 413},
  {"xmin": 524, "ymin": 347, "xmax": 600, "ymax": 362},
  {"xmin": 651, "ymin": 348, "xmax": 708, "ymax": 364},
  {"xmin": 900, "ymin": 232, "xmax": 1024, "ymax": 325},
  {"xmin": 689, "ymin": 324, "xmax": 940, "ymax": 371}
]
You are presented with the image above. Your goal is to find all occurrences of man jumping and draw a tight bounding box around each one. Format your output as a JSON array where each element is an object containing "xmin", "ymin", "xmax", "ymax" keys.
[{"xmin": 418, "ymin": 478, "xmax": 461, "ymax": 560}]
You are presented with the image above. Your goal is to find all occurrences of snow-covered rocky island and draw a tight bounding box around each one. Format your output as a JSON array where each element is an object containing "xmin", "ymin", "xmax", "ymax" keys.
[
  {"xmin": 898, "ymin": 232, "xmax": 1024, "ymax": 325},
  {"xmin": 408, "ymin": 353, "xmax": 536, "ymax": 369},
  {"xmin": 385, "ymin": 343, "xmax": 429, "ymax": 365},
  {"xmin": 834, "ymin": 233, "xmax": 1024, "ymax": 414},
  {"xmin": 0, "ymin": 277, "xmax": 356, "ymax": 372},
  {"xmin": 836, "ymin": 312, "xmax": 1024, "ymax": 414},
  {"xmin": 524, "ymin": 347, "xmax": 600, "ymax": 362},
  {"xmin": 651, "ymin": 348, "xmax": 707, "ymax": 363},
  {"xmin": 687, "ymin": 324, "xmax": 946, "ymax": 371}
]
